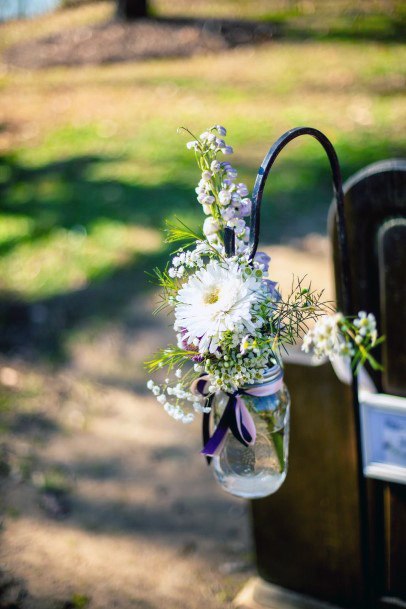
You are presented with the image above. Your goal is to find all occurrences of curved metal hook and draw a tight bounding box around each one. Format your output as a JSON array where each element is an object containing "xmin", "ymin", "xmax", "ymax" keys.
[
  {"xmin": 247, "ymin": 128, "xmax": 371, "ymax": 595},
  {"xmin": 248, "ymin": 126, "xmax": 352, "ymax": 316}
]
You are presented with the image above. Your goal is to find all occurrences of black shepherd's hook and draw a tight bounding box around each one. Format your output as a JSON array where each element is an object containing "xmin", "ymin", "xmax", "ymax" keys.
[
  {"xmin": 249, "ymin": 126, "xmax": 352, "ymax": 316},
  {"xmin": 224, "ymin": 127, "xmax": 352, "ymax": 312},
  {"xmin": 230, "ymin": 126, "xmax": 371, "ymax": 607}
]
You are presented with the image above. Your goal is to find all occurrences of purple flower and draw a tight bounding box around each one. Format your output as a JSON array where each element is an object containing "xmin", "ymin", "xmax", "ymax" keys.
[
  {"xmin": 263, "ymin": 279, "xmax": 281, "ymax": 301},
  {"xmin": 180, "ymin": 328, "xmax": 204, "ymax": 361},
  {"xmin": 254, "ymin": 251, "xmax": 271, "ymax": 272},
  {"xmin": 239, "ymin": 198, "xmax": 252, "ymax": 217}
]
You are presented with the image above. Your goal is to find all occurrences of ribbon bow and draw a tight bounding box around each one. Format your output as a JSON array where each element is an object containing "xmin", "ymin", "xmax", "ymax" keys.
[{"xmin": 191, "ymin": 374, "xmax": 284, "ymax": 464}]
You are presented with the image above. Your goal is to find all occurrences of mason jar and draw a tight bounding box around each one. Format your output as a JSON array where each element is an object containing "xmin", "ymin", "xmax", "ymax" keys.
[{"xmin": 211, "ymin": 365, "xmax": 290, "ymax": 499}]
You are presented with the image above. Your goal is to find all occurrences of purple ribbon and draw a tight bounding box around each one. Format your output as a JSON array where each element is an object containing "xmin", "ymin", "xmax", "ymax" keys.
[{"xmin": 191, "ymin": 374, "xmax": 283, "ymax": 464}]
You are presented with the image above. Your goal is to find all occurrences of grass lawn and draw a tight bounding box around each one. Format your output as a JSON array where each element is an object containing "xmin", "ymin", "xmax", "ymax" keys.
[{"xmin": 0, "ymin": 0, "xmax": 405, "ymax": 349}]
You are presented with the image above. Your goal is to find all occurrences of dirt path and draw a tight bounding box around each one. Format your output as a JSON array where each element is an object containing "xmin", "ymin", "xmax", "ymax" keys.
[{"xmin": 0, "ymin": 240, "xmax": 332, "ymax": 609}]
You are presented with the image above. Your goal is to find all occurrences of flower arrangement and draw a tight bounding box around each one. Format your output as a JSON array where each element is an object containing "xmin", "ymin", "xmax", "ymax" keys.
[{"xmin": 146, "ymin": 125, "xmax": 383, "ymax": 432}]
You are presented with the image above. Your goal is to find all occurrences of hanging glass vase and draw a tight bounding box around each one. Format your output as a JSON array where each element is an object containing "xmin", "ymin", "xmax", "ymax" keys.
[{"xmin": 211, "ymin": 365, "xmax": 290, "ymax": 499}]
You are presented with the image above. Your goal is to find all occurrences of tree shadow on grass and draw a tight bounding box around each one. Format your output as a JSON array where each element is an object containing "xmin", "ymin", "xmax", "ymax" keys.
[
  {"xmin": 3, "ymin": 9, "xmax": 405, "ymax": 71},
  {"xmin": 0, "ymin": 134, "xmax": 404, "ymax": 362}
]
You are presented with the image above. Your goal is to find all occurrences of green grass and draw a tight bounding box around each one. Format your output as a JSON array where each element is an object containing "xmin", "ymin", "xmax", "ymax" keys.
[{"xmin": 0, "ymin": 0, "xmax": 405, "ymax": 356}]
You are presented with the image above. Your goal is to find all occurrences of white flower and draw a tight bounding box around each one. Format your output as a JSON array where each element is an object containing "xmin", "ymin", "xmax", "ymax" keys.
[
  {"xmin": 339, "ymin": 342, "xmax": 355, "ymax": 357},
  {"xmin": 186, "ymin": 140, "xmax": 198, "ymax": 150},
  {"xmin": 239, "ymin": 198, "xmax": 252, "ymax": 217},
  {"xmin": 175, "ymin": 259, "xmax": 263, "ymax": 354},
  {"xmin": 198, "ymin": 194, "xmax": 215, "ymax": 206},
  {"xmin": 201, "ymin": 170, "xmax": 212, "ymax": 182},
  {"xmin": 211, "ymin": 160, "xmax": 221, "ymax": 173},
  {"xmin": 302, "ymin": 333, "xmax": 313, "ymax": 353},
  {"xmin": 221, "ymin": 207, "xmax": 236, "ymax": 221},
  {"xmin": 203, "ymin": 216, "xmax": 220, "ymax": 236},
  {"xmin": 228, "ymin": 218, "xmax": 246, "ymax": 236},
  {"xmin": 219, "ymin": 190, "xmax": 232, "ymax": 205},
  {"xmin": 147, "ymin": 380, "xmax": 154, "ymax": 390},
  {"xmin": 236, "ymin": 183, "xmax": 249, "ymax": 197},
  {"xmin": 354, "ymin": 311, "xmax": 376, "ymax": 337},
  {"xmin": 240, "ymin": 335, "xmax": 252, "ymax": 355}
]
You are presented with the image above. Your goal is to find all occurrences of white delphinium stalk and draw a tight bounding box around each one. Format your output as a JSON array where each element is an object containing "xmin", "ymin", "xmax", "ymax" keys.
[{"xmin": 183, "ymin": 125, "xmax": 253, "ymax": 252}]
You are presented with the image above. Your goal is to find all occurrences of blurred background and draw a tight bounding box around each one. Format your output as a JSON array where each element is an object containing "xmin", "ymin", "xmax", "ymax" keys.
[{"xmin": 0, "ymin": 1, "xmax": 405, "ymax": 608}]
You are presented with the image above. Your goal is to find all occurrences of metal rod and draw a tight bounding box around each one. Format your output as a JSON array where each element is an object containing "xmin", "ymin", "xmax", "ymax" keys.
[
  {"xmin": 247, "ymin": 126, "xmax": 369, "ymax": 607},
  {"xmin": 224, "ymin": 226, "xmax": 236, "ymax": 257}
]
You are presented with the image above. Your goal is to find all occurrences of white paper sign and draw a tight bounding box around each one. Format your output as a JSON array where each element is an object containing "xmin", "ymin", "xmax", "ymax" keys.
[{"xmin": 359, "ymin": 392, "xmax": 406, "ymax": 484}]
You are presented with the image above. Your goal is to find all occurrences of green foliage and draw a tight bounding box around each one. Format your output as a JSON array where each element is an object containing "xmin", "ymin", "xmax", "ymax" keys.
[
  {"xmin": 145, "ymin": 346, "xmax": 198, "ymax": 373},
  {"xmin": 272, "ymin": 276, "xmax": 332, "ymax": 350},
  {"xmin": 164, "ymin": 218, "xmax": 203, "ymax": 247}
]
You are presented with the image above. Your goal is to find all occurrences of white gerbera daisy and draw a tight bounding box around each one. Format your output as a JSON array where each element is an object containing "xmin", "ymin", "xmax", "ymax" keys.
[{"xmin": 175, "ymin": 260, "xmax": 262, "ymax": 354}]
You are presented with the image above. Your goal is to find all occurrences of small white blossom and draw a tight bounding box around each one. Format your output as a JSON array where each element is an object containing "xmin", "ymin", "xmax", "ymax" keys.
[
  {"xmin": 219, "ymin": 190, "xmax": 232, "ymax": 206},
  {"xmin": 186, "ymin": 140, "xmax": 199, "ymax": 150},
  {"xmin": 198, "ymin": 194, "xmax": 215, "ymax": 206},
  {"xmin": 221, "ymin": 207, "xmax": 236, "ymax": 221},
  {"xmin": 354, "ymin": 311, "xmax": 376, "ymax": 337},
  {"xmin": 200, "ymin": 131, "xmax": 215, "ymax": 142},
  {"xmin": 236, "ymin": 183, "xmax": 249, "ymax": 197},
  {"xmin": 203, "ymin": 216, "xmax": 220, "ymax": 236},
  {"xmin": 239, "ymin": 198, "xmax": 252, "ymax": 217}
]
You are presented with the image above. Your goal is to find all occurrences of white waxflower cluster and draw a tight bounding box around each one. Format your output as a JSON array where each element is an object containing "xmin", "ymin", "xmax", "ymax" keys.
[
  {"xmin": 186, "ymin": 125, "xmax": 252, "ymax": 254},
  {"xmin": 302, "ymin": 311, "xmax": 378, "ymax": 362},
  {"xmin": 167, "ymin": 243, "xmax": 207, "ymax": 279},
  {"xmin": 353, "ymin": 311, "xmax": 377, "ymax": 344},
  {"xmin": 146, "ymin": 377, "xmax": 209, "ymax": 423},
  {"xmin": 302, "ymin": 313, "xmax": 348, "ymax": 359}
]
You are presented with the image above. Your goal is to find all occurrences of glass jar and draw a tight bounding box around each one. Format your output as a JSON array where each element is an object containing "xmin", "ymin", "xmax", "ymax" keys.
[{"xmin": 212, "ymin": 365, "xmax": 290, "ymax": 499}]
